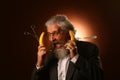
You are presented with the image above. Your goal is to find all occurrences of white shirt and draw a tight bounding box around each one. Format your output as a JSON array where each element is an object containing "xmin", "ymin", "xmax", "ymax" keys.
[
  {"xmin": 36, "ymin": 54, "xmax": 79, "ymax": 80},
  {"xmin": 57, "ymin": 54, "xmax": 79, "ymax": 80}
]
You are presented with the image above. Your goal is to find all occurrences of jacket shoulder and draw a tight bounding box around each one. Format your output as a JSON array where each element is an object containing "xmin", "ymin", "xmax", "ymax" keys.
[{"xmin": 76, "ymin": 41, "xmax": 99, "ymax": 58}]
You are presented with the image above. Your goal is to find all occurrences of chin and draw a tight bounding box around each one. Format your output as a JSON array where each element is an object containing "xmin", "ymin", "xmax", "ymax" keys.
[{"xmin": 54, "ymin": 47, "xmax": 68, "ymax": 59}]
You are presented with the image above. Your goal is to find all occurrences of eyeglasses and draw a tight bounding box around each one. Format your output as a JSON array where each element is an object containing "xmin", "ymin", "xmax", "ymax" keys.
[{"xmin": 47, "ymin": 29, "xmax": 62, "ymax": 37}]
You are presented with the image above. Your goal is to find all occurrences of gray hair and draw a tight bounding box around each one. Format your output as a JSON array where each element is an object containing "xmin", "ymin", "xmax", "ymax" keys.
[{"xmin": 45, "ymin": 15, "xmax": 75, "ymax": 33}]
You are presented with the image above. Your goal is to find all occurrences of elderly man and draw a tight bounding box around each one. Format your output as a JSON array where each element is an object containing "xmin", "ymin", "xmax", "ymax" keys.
[{"xmin": 32, "ymin": 15, "xmax": 103, "ymax": 80}]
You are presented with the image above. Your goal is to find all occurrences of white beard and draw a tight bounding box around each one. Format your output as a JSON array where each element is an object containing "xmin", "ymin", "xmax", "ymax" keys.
[{"xmin": 54, "ymin": 47, "xmax": 68, "ymax": 59}]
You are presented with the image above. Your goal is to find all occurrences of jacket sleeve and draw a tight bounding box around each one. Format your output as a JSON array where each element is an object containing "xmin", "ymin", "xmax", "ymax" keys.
[
  {"xmin": 31, "ymin": 51, "xmax": 57, "ymax": 80},
  {"xmin": 31, "ymin": 66, "xmax": 49, "ymax": 80},
  {"xmin": 71, "ymin": 42, "xmax": 104, "ymax": 80}
]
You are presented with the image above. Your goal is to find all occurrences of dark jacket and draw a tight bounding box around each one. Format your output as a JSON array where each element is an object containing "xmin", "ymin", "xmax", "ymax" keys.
[{"xmin": 32, "ymin": 41, "xmax": 104, "ymax": 80}]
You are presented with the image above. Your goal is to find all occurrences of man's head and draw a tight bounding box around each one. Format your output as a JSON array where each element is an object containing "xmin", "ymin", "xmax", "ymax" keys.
[
  {"xmin": 45, "ymin": 15, "xmax": 75, "ymax": 48},
  {"xmin": 45, "ymin": 15, "xmax": 75, "ymax": 59}
]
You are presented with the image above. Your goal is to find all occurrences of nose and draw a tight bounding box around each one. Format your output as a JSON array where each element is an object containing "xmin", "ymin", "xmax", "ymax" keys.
[{"xmin": 49, "ymin": 35, "xmax": 56, "ymax": 42}]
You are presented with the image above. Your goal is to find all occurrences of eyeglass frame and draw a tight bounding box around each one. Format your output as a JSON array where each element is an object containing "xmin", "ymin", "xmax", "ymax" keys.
[{"xmin": 47, "ymin": 28, "xmax": 64, "ymax": 38}]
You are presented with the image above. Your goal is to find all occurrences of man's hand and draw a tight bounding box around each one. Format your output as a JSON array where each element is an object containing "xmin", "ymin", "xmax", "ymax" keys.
[
  {"xmin": 36, "ymin": 45, "xmax": 46, "ymax": 67},
  {"xmin": 64, "ymin": 40, "xmax": 78, "ymax": 59}
]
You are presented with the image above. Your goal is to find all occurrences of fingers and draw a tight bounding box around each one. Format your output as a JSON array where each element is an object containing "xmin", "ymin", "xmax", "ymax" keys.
[
  {"xmin": 64, "ymin": 40, "xmax": 78, "ymax": 58},
  {"xmin": 37, "ymin": 45, "xmax": 46, "ymax": 57},
  {"xmin": 65, "ymin": 43, "xmax": 74, "ymax": 50},
  {"xmin": 64, "ymin": 40, "xmax": 77, "ymax": 51},
  {"xmin": 38, "ymin": 45, "xmax": 46, "ymax": 51}
]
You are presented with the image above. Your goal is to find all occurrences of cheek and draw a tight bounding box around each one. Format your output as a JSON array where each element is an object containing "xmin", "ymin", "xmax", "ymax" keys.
[
  {"xmin": 56, "ymin": 36, "xmax": 61, "ymax": 40},
  {"xmin": 56, "ymin": 35, "xmax": 65, "ymax": 41}
]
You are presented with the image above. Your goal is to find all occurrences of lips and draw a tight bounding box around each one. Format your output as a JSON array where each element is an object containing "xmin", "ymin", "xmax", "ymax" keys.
[
  {"xmin": 52, "ymin": 41, "xmax": 63, "ymax": 48},
  {"xmin": 55, "ymin": 44, "xmax": 62, "ymax": 48}
]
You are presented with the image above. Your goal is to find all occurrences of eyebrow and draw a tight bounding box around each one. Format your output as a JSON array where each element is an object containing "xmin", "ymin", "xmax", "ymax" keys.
[
  {"xmin": 47, "ymin": 31, "xmax": 58, "ymax": 34},
  {"xmin": 47, "ymin": 28, "xmax": 61, "ymax": 34}
]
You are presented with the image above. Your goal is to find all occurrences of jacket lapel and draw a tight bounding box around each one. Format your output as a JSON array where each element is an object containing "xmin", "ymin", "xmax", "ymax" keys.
[
  {"xmin": 66, "ymin": 61, "xmax": 75, "ymax": 80},
  {"xmin": 50, "ymin": 62, "xmax": 58, "ymax": 80}
]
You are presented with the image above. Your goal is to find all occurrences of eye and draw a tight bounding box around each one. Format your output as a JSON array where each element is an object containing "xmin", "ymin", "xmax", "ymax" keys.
[
  {"xmin": 54, "ymin": 31, "xmax": 59, "ymax": 36},
  {"xmin": 47, "ymin": 30, "xmax": 61, "ymax": 37},
  {"xmin": 47, "ymin": 33, "xmax": 51, "ymax": 36}
]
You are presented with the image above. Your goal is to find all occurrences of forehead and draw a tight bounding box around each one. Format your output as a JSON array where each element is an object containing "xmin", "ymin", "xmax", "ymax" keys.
[{"xmin": 47, "ymin": 24, "xmax": 60, "ymax": 33}]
